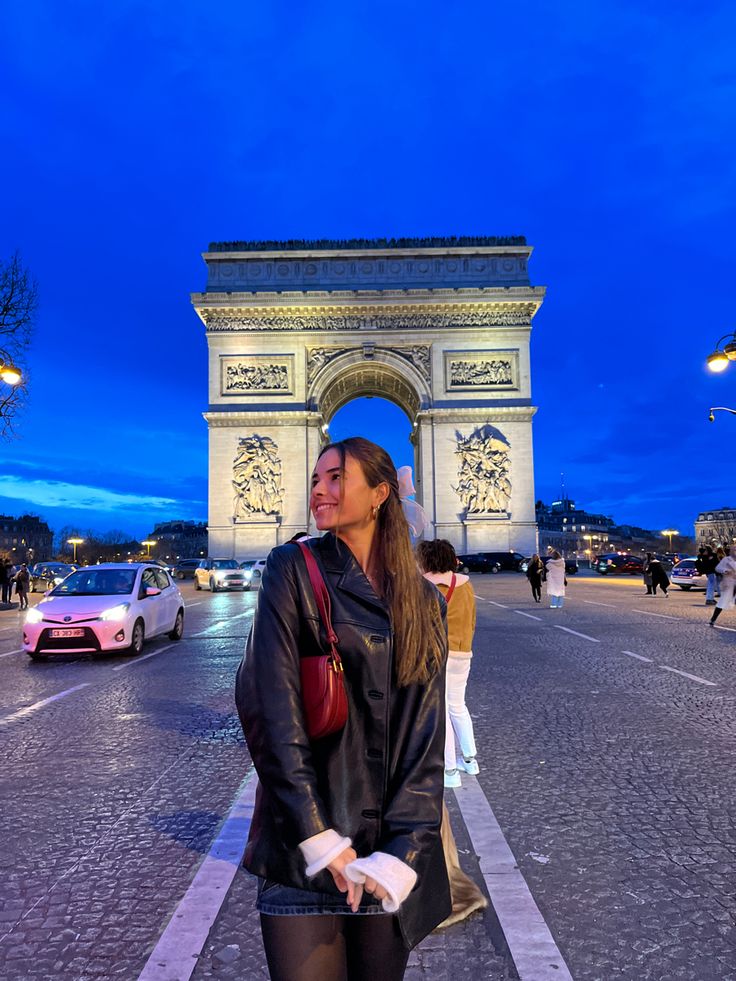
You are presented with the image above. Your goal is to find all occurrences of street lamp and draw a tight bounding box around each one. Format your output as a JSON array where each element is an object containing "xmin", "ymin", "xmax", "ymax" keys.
[
  {"xmin": 0, "ymin": 361, "xmax": 23, "ymax": 386},
  {"xmin": 709, "ymin": 407, "xmax": 736, "ymax": 421},
  {"xmin": 67, "ymin": 537, "xmax": 84, "ymax": 562},
  {"xmin": 141, "ymin": 540, "xmax": 156, "ymax": 557},
  {"xmin": 706, "ymin": 331, "xmax": 736, "ymax": 373},
  {"xmin": 661, "ymin": 529, "xmax": 679, "ymax": 553}
]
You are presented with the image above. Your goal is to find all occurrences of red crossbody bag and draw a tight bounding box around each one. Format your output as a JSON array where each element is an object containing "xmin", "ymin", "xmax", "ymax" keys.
[{"xmin": 297, "ymin": 542, "xmax": 348, "ymax": 740}]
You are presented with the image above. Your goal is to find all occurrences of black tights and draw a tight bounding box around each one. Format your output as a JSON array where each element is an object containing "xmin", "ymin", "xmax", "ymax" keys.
[{"xmin": 260, "ymin": 912, "xmax": 410, "ymax": 981}]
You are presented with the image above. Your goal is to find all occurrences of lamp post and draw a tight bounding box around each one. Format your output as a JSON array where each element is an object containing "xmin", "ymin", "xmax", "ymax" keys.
[
  {"xmin": 709, "ymin": 407, "xmax": 736, "ymax": 422},
  {"xmin": 0, "ymin": 362, "xmax": 23, "ymax": 386},
  {"xmin": 661, "ymin": 529, "xmax": 679, "ymax": 554},
  {"xmin": 706, "ymin": 331, "xmax": 736, "ymax": 373},
  {"xmin": 141, "ymin": 540, "xmax": 156, "ymax": 557},
  {"xmin": 67, "ymin": 538, "xmax": 84, "ymax": 563}
]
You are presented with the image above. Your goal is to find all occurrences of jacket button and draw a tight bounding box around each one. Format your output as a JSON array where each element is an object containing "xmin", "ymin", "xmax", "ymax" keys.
[
  {"xmin": 367, "ymin": 748, "xmax": 382, "ymax": 760},
  {"xmin": 367, "ymin": 690, "xmax": 384, "ymax": 700},
  {"xmin": 361, "ymin": 809, "xmax": 379, "ymax": 819}
]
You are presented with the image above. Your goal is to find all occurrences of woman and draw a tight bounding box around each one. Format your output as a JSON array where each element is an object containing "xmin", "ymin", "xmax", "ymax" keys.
[
  {"xmin": 13, "ymin": 563, "xmax": 30, "ymax": 611},
  {"xmin": 526, "ymin": 554, "xmax": 545, "ymax": 603},
  {"xmin": 545, "ymin": 550, "xmax": 566, "ymax": 608},
  {"xmin": 709, "ymin": 548, "xmax": 736, "ymax": 627},
  {"xmin": 236, "ymin": 437, "xmax": 450, "ymax": 981},
  {"xmin": 642, "ymin": 553, "xmax": 654, "ymax": 595},
  {"xmin": 649, "ymin": 556, "xmax": 670, "ymax": 596}
]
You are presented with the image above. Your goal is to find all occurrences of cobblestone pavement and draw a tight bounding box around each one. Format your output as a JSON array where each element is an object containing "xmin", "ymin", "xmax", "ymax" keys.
[{"xmin": 1, "ymin": 574, "xmax": 735, "ymax": 979}]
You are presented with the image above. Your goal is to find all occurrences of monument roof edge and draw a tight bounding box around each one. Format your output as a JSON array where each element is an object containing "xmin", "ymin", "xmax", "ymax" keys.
[{"xmin": 201, "ymin": 245, "xmax": 533, "ymax": 261}]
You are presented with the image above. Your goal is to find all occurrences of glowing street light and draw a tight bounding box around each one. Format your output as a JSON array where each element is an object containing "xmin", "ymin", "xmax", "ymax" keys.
[
  {"xmin": 67, "ymin": 537, "xmax": 84, "ymax": 562},
  {"xmin": 0, "ymin": 362, "xmax": 22, "ymax": 386},
  {"xmin": 709, "ymin": 407, "xmax": 736, "ymax": 422},
  {"xmin": 141, "ymin": 540, "xmax": 156, "ymax": 557},
  {"xmin": 661, "ymin": 529, "xmax": 679, "ymax": 553},
  {"xmin": 707, "ymin": 331, "xmax": 736, "ymax": 373}
]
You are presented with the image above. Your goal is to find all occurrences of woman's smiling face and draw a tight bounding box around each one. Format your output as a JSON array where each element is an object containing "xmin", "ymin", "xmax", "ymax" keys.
[{"xmin": 310, "ymin": 448, "xmax": 385, "ymax": 533}]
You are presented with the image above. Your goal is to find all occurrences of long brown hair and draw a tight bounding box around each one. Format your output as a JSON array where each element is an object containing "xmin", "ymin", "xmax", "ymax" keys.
[{"xmin": 317, "ymin": 437, "xmax": 444, "ymax": 687}]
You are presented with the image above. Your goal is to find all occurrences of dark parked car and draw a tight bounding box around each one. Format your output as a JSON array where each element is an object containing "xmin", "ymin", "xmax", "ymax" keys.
[
  {"xmin": 29, "ymin": 562, "xmax": 76, "ymax": 593},
  {"xmin": 456, "ymin": 551, "xmax": 525, "ymax": 574},
  {"xmin": 521, "ymin": 556, "xmax": 578, "ymax": 576},
  {"xmin": 172, "ymin": 558, "xmax": 201, "ymax": 580},
  {"xmin": 596, "ymin": 553, "xmax": 644, "ymax": 575}
]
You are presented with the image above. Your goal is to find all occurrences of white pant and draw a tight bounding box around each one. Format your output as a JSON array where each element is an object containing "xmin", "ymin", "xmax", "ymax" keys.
[{"xmin": 445, "ymin": 656, "xmax": 477, "ymax": 770}]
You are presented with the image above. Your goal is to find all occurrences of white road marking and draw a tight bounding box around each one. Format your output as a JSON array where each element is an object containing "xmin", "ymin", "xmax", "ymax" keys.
[
  {"xmin": 621, "ymin": 650, "xmax": 653, "ymax": 662},
  {"xmin": 112, "ymin": 645, "xmax": 175, "ymax": 672},
  {"xmin": 583, "ymin": 600, "xmax": 616, "ymax": 608},
  {"xmin": 0, "ymin": 683, "xmax": 91, "ymax": 725},
  {"xmin": 660, "ymin": 665, "xmax": 717, "ymax": 687},
  {"xmin": 513, "ymin": 610, "xmax": 542, "ymax": 621},
  {"xmin": 486, "ymin": 600, "xmax": 509, "ymax": 609},
  {"xmin": 453, "ymin": 775, "xmax": 573, "ymax": 980},
  {"xmin": 712, "ymin": 623, "xmax": 736, "ymax": 632},
  {"xmin": 0, "ymin": 648, "xmax": 24, "ymax": 658},
  {"xmin": 192, "ymin": 611, "xmax": 251, "ymax": 638},
  {"xmin": 631, "ymin": 609, "xmax": 678, "ymax": 620},
  {"xmin": 137, "ymin": 771, "xmax": 258, "ymax": 981},
  {"xmin": 553, "ymin": 625, "xmax": 600, "ymax": 643},
  {"xmin": 186, "ymin": 601, "xmax": 205, "ymax": 608}
]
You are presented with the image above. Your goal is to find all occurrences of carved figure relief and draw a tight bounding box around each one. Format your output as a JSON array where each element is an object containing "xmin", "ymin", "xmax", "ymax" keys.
[
  {"xmin": 394, "ymin": 346, "xmax": 431, "ymax": 382},
  {"xmin": 221, "ymin": 356, "xmax": 293, "ymax": 396},
  {"xmin": 306, "ymin": 345, "xmax": 431, "ymax": 385},
  {"xmin": 453, "ymin": 425, "xmax": 511, "ymax": 515},
  {"xmin": 232, "ymin": 435, "xmax": 283, "ymax": 518},
  {"xmin": 444, "ymin": 350, "xmax": 518, "ymax": 392},
  {"xmin": 306, "ymin": 347, "xmax": 352, "ymax": 384},
  {"xmin": 205, "ymin": 308, "xmax": 535, "ymax": 333}
]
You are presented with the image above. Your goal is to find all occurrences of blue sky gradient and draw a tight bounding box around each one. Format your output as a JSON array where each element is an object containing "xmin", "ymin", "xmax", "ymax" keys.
[{"xmin": 1, "ymin": 1, "xmax": 735, "ymax": 538}]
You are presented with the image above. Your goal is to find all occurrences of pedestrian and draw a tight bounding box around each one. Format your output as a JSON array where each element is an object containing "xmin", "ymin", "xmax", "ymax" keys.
[
  {"xmin": 416, "ymin": 539, "xmax": 478, "ymax": 787},
  {"xmin": 545, "ymin": 550, "xmax": 566, "ymax": 608},
  {"xmin": 236, "ymin": 437, "xmax": 450, "ymax": 981},
  {"xmin": 14, "ymin": 563, "xmax": 30, "ymax": 611},
  {"xmin": 696, "ymin": 546, "xmax": 719, "ymax": 605},
  {"xmin": 0, "ymin": 559, "xmax": 10, "ymax": 605},
  {"xmin": 642, "ymin": 553, "xmax": 654, "ymax": 595},
  {"xmin": 649, "ymin": 556, "xmax": 670, "ymax": 596},
  {"xmin": 709, "ymin": 548, "xmax": 736, "ymax": 627},
  {"xmin": 526, "ymin": 553, "xmax": 545, "ymax": 603}
]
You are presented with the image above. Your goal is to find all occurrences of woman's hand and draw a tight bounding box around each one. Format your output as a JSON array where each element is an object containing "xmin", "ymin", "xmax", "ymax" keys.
[
  {"xmin": 327, "ymin": 847, "xmax": 362, "ymax": 911},
  {"xmin": 362, "ymin": 876, "xmax": 388, "ymax": 903}
]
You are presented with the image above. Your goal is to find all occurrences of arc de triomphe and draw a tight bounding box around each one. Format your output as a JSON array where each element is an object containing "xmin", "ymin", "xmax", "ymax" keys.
[{"xmin": 191, "ymin": 238, "xmax": 545, "ymax": 560}]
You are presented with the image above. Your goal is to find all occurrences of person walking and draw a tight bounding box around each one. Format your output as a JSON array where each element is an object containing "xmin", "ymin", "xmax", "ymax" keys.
[
  {"xmin": 545, "ymin": 550, "xmax": 566, "ymax": 608},
  {"xmin": 709, "ymin": 548, "xmax": 736, "ymax": 627},
  {"xmin": 642, "ymin": 553, "xmax": 654, "ymax": 595},
  {"xmin": 0, "ymin": 559, "xmax": 10, "ymax": 605},
  {"xmin": 13, "ymin": 563, "xmax": 30, "ymax": 611},
  {"xmin": 697, "ymin": 546, "xmax": 719, "ymax": 606},
  {"xmin": 236, "ymin": 437, "xmax": 450, "ymax": 981},
  {"xmin": 526, "ymin": 554, "xmax": 545, "ymax": 603},
  {"xmin": 416, "ymin": 539, "xmax": 478, "ymax": 787},
  {"xmin": 649, "ymin": 556, "xmax": 670, "ymax": 596}
]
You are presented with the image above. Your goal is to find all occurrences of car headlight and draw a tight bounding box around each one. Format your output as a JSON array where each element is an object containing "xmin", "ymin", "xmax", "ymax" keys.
[
  {"xmin": 243, "ymin": 570, "xmax": 252, "ymax": 580},
  {"xmin": 26, "ymin": 608, "xmax": 43, "ymax": 624},
  {"xmin": 98, "ymin": 603, "xmax": 130, "ymax": 622}
]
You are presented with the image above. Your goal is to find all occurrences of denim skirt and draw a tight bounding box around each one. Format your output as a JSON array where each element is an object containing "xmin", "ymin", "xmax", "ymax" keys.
[{"xmin": 257, "ymin": 877, "xmax": 386, "ymax": 916}]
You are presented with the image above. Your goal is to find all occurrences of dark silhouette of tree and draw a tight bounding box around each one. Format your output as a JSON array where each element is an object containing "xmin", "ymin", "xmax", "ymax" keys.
[{"xmin": 1, "ymin": 252, "xmax": 37, "ymax": 439}]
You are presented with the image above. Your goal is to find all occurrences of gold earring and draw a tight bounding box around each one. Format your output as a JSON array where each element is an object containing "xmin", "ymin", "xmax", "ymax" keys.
[{"xmin": 372, "ymin": 505, "xmax": 380, "ymax": 520}]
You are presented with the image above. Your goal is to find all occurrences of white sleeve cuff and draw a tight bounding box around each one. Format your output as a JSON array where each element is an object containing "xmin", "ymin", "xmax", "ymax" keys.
[
  {"xmin": 299, "ymin": 829, "xmax": 352, "ymax": 877},
  {"xmin": 344, "ymin": 851, "xmax": 418, "ymax": 913}
]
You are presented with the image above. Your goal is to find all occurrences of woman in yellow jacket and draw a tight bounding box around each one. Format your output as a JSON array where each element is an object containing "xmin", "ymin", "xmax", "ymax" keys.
[{"xmin": 417, "ymin": 539, "xmax": 478, "ymax": 788}]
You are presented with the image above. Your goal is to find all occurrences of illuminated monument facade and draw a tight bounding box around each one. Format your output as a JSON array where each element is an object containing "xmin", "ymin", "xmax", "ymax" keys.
[{"xmin": 191, "ymin": 238, "xmax": 545, "ymax": 559}]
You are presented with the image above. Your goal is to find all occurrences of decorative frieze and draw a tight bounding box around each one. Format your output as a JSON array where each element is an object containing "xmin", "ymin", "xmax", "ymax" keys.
[
  {"xmin": 306, "ymin": 345, "xmax": 431, "ymax": 385},
  {"xmin": 444, "ymin": 350, "xmax": 518, "ymax": 392},
  {"xmin": 453, "ymin": 424, "xmax": 512, "ymax": 515},
  {"xmin": 220, "ymin": 355, "xmax": 294, "ymax": 396},
  {"xmin": 233, "ymin": 435, "xmax": 283, "ymax": 519}
]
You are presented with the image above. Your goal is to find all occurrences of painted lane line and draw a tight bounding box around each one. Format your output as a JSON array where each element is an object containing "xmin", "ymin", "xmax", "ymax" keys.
[
  {"xmin": 453, "ymin": 775, "xmax": 573, "ymax": 980},
  {"xmin": 553, "ymin": 625, "xmax": 600, "ymax": 643},
  {"xmin": 186, "ymin": 601, "xmax": 205, "ymax": 608},
  {"xmin": 192, "ymin": 610, "xmax": 252, "ymax": 638},
  {"xmin": 473, "ymin": 594, "xmax": 489, "ymax": 602},
  {"xmin": 0, "ymin": 683, "xmax": 91, "ymax": 725},
  {"xmin": 631, "ymin": 609, "xmax": 678, "ymax": 620},
  {"xmin": 660, "ymin": 665, "xmax": 717, "ymax": 687},
  {"xmin": 583, "ymin": 600, "xmax": 617, "ymax": 609},
  {"xmin": 713, "ymin": 623, "xmax": 736, "ymax": 633},
  {"xmin": 513, "ymin": 610, "xmax": 542, "ymax": 621},
  {"xmin": 112, "ymin": 645, "xmax": 175, "ymax": 672},
  {"xmin": 0, "ymin": 648, "xmax": 24, "ymax": 658},
  {"xmin": 621, "ymin": 650, "xmax": 653, "ymax": 663},
  {"xmin": 486, "ymin": 600, "xmax": 509, "ymax": 609},
  {"xmin": 137, "ymin": 770, "xmax": 258, "ymax": 981}
]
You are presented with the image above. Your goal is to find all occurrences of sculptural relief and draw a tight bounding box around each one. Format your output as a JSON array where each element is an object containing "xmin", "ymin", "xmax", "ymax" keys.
[
  {"xmin": 450, "ymin": 359, "xmax": 513, "ymax": 387},
  {"xmin": 453, "ymin": 425, "xmax": 511, "ymax": 515},
  {"xmin": 306, "ymin": 347, "xmax": 352, "ymax": 384},
  {"xmin": 232, "ymin": 435, "xmax": 283, "ymax": 518},
  {"xmin": 221, "ymin": 356, "xmax": 293, "ymax": 395},
  {"xmin": 205, "ymin": 308, "xmax": 534, "ymax": 333}
]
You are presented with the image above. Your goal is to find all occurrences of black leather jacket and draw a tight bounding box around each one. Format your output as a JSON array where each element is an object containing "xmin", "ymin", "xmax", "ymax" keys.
[{"xmin": 235, "ymin": 533, "xmax": 451, "ymax": 948}]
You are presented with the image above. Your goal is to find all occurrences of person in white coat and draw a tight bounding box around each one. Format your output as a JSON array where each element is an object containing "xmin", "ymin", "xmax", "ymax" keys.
[
  {"xmin": 545, "ymin": 550, "xmax": 567, "ymax": 608},
  {"xmin": 709, "ymin": 548, "xmax": 736, "ymax": 627}
]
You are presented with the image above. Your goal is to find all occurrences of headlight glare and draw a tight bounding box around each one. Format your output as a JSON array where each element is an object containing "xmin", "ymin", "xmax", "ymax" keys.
[
  {"xmin": 99, "ymin": 603, "xmax": 130, "ymax": 622},
  {"xmin": 26, "ymin": 608, "xmax": 43, "ymax": 624}
]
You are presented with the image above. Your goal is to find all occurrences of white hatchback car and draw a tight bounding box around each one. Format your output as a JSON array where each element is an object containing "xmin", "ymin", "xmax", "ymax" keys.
[
  {"xmin": 23, "ymin": 563, "xmax": 185, "ymax": 660},
  {"xmin": 670, "ymin": 558, "xmax": 707, "ymax": 591},
  {"xmin": 194, "ymin": 558, "xmax": 249, "ymax": 592}
]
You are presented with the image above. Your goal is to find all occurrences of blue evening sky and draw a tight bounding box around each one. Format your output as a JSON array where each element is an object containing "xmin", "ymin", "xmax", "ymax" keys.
[{"xmin": 1, "ymin": 0, "xmax": 735, "ymax": 540}]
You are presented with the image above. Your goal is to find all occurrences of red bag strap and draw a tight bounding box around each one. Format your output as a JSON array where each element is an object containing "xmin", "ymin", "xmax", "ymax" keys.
[
  {"xmin": 298, "ymin": 542, "xmax": 341, "ymax": 663},
  {"xmin": 443, "ymin": 573, "xmax": 457, "ymax": 605}
]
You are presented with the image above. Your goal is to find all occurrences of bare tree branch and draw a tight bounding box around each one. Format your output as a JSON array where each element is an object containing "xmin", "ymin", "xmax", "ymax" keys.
[{"xmin": 0, "ymin": 252, "xmax": 37, "ymax": 439}]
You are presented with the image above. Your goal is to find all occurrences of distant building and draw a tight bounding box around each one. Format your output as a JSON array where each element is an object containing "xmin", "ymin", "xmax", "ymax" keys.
[
  {"xmin": 0, "ymin": 514, "xmax": 53, "ymax": 563},
  {"xmin": 695, "ymin": 507, "xmax": 736, "ymax": 547},
  {"xmin": 147, "ymin": 520, "xmax": 208, "ymax": 560},
  {"xmin": 536, "ymin": 498, "xmax": 612, "ymax": 558}
]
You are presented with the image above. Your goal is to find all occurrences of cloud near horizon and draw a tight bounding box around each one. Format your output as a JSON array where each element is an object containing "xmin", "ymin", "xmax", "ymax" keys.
[{"xmin": 0, "ymin": 475, "xmax": 204, "ymax": 516}]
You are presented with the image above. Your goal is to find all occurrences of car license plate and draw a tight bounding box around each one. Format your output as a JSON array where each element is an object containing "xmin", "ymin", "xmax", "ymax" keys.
[{"xmin": 49, "ymin": 628, "xmax": 85, "ymax": 638}]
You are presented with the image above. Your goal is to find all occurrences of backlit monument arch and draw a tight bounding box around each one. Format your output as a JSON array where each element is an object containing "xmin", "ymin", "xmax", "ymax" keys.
[{"xmin": 192, "ymin": 238, "xmax": 545, "ymax": 559}]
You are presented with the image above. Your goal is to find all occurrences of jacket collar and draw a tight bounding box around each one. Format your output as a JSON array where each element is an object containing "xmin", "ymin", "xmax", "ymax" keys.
[{"xmin": 311, "ymin": 533, "xmax": 388, "ymax": 613}]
